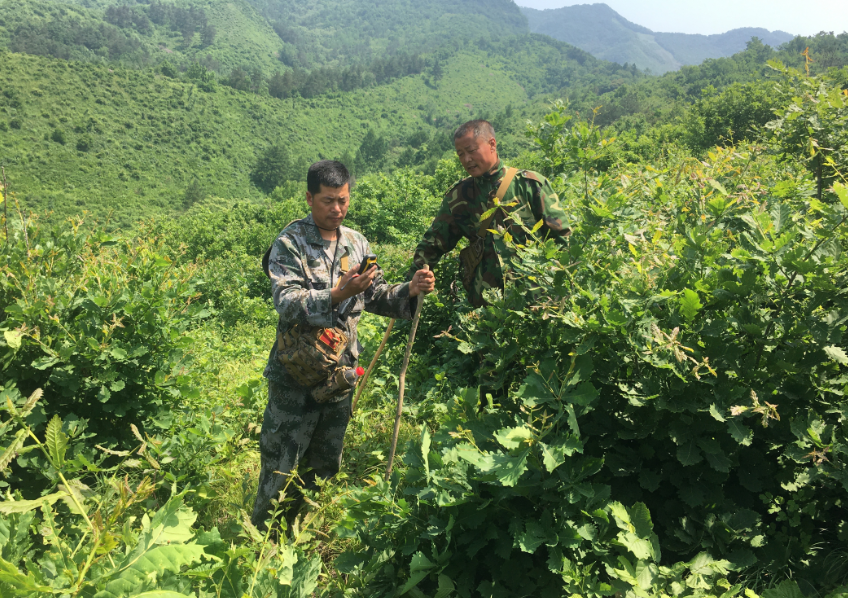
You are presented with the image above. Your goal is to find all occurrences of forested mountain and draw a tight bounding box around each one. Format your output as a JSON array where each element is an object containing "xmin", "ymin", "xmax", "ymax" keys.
[
  {"xmin": 0, "ymin": 0, "xmax": 530, "ymax": 75},
  {"xmin": 0, "ymin": 34, "xmax": 641, "ymax": 227},
  {"xmin": 245, "ymin": 0, "xmax": 529, "ymax": 68},
  {"xmin": 0, "ymin": 0, "xmax": 287, "ymax": 74},
  {"xmin": 521, "ymin": 3, "xmax": 794, "ymax": 73}
]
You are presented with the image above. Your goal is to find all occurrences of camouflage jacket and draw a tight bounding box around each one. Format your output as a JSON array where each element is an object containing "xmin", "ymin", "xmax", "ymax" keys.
[
  {"xmin": 407, "ymin": 160, "xmax": 570, "ymax": 306},
  {"xmin": 264, "ymin": 213, "xmax": 415, "ymax": 384}
]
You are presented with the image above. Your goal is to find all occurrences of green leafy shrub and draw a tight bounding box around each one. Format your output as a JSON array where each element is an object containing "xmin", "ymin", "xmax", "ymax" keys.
[
  {"xmin": 332, "ymin": 78, "xmax": 848, "ymax": 595},
  {"xmin": 0, "ymin": 216, "xmax": 208, "ymax": 447},
  {"xmin": 0, "ymin": 393, "xmax": 321, "ymax": 598}
]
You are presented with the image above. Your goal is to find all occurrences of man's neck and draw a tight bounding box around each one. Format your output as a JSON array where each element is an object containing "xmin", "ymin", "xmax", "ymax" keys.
[
  {"xmin": 478, "ymin": 158, "xmax": 503, "ymax": 180},
  {"xmin": 317, "ymin": 227, "xmax": 338, "ymax": 241}
]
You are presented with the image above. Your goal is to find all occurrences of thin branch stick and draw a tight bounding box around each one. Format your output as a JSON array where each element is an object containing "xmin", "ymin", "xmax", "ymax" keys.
[
  {"xmin": 385, "ymin": 267, "xmax": 428, "ymax": 482},
  {"xmin": 351, "ymin": 318, "xmax": 394, "ymax": 413},
  {"xmin": 1, "ymin": 166, "xmax": 7, "ymax": 245}
]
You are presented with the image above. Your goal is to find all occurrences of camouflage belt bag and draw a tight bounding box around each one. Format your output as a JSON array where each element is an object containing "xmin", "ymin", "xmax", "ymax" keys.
[
  {"xmin": 457, "ymin": 167, "xmax": 519, "ymax": 297},
  {"xmin": 276, "ymin": 323, "xmax": 349, "ymax": 389}
]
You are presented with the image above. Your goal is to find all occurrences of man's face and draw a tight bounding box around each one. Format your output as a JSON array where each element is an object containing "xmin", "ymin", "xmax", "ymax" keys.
[
  {"xmin": 454, "ymin": 132, "xmax": 498, "ymax": 177},
  {"xmin": 306, "ymin": 183, "xmax": 350, "ymax": 230}
]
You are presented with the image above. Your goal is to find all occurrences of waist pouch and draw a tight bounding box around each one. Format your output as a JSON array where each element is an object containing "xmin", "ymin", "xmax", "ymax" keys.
[{"xmin": 276, "ymin": 323, "xmax": 350, "ymax": 391}]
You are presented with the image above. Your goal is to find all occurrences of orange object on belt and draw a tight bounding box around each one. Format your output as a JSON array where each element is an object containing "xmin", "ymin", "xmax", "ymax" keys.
[{"xmin": 319, "ymin": 328, "xmax": 343, "ymax": 351}]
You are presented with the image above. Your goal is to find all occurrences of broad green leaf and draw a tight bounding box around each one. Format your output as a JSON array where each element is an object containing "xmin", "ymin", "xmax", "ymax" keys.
[
  {"xmin": 0, "ymin": 556, "xmax": 51, "ymax": 594},
  {"xmin": 563, "ymin": 381, "xmax": 599, "ymax": 406},
  {"xmin": 679, "ymin": 485, "xmax": 705, "ymax": 507},
  {"xmin": 538, "ymin": 437, "xmax": 583, "ymax": 472},
  {"xmin": 476, "ymin": 449, "xmax": 529, "ymax": 487},
  {"xmin": 494, "ymin": 425, "xmax": 534, "ymax": 450},
  {"xmin": 704, "ymin": 450, "xmax": 732, "ymax": 473},
  {"xmin": 93, "ymin": 543, "xmax": 205, "ymax": 598},
  {"xmin": 434, "ymin": 574, "xmax": 456, "ymax": 598},
  {"xmin": 824, "ymin": 345, "xmax": 848, "ymax": 365},
  {"xmin": 629, "ymin": 503, "xmax": 653, "ymax": 538},
  {"xmin": 45, "ymin": 415, "xmax": 68, "ymax": 468},
  {"xmin": 531, "ymin": 218, "xmax": 544, "ymax": 233},
  {"xmin": 517, "ymin": 520, "xmax": 551, "ymax": 554},
  {"xmin": 277, "ymin": 544, "xmax": 297, "ymax": 585},
  {"xmin": 3, "ymin": 330, "xmax": 22, "ymax": 350},
  {"xmin": 727, "ymin": 420, "xmax": 753, "ymax": 446},
  {"xmin": 618, "ymin": 531, "xmax": 656, "ymax": 560},
  {"xmin": 130, "ymin": 593, "xmax": 194, "ymax": 598},
  {"xmin": 399, "ymin": 551, "xmax": 435, "ymax": 595},
  {"xmin": 708, "ymin": 179, "xmax": 728, "ymax": 196},
  {"xmin": 635, "ymin": 562, "xmax": 660, "ymax": 590},
  {"xmin": 834, "ymin": 181, "xmax": 848, "ymax": 210},
  {"xmin": 609, "ymin": 502, "xmax": 630, "ymax": 529},
  {"xmin": 679, "ymin": 289, "xmax": 702, "ymax": 322},
  {"xmin": 0, "ymin": 492, "xmax": 67, "ymax": 514},
  {"xmin": 709, "ymin": 404, "xmax": 726, "ymax": 422},
  {"xmin": 677, "ymin": 441, "xmax": 703, "ymax": 466},
  {"xmin": 333, "ymin": 552, "xmax": 366, "ymax": 574}
]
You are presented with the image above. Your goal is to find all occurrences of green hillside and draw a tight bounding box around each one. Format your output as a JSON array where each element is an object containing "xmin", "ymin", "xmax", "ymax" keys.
[
  {"xmin": 0, "ymin": 43, "xmax": 578, "ymax": 228},
  {"xmin": 246, "ymin": 0, "xmax": 529, "ymax": 67},
  {"xmin": 0, "ymin": 0, "xmax": 286, "ymax": 74},
  {"xmin": 521, "ymin": 3, "xmax": 794, "ymax": 73}
]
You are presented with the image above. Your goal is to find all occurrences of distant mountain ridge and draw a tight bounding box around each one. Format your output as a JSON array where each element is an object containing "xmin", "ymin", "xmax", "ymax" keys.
[{"xmin": 520, "ymin": 3, "xmax": 794, "ymax": 73}]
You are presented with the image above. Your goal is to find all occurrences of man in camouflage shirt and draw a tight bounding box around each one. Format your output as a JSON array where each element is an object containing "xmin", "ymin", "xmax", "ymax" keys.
[
  {"xmin": 253, "ymin": 160, "xmax": 435, "ymax": 530},
  {"xmin": 407, "ymin": 119, "xmax": 570, "ymax": 307}
]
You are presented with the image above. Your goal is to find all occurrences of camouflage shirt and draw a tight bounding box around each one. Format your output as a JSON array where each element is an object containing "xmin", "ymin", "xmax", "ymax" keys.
[
  {"xmin": 407, "ymin": 160, "xmax": 570, "ymax": 306},
  {"xmin": 264, "ymin": 213, "xmax": 415, "ymax": 384}
]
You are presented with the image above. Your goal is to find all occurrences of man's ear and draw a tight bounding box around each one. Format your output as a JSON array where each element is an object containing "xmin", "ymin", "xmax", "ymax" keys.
[
  {"xmin": 306, "ymin": 191, "xmax": 313, "ymax": 207},
  {"xmin": 489, "ymin": 136, "xmax": 497, "ymax": 151}
]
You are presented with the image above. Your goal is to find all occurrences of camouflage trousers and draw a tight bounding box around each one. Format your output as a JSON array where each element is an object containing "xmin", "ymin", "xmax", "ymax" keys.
[{"xmin": 250, "ymin": 377, "xmax": 352, "ymax": 529}]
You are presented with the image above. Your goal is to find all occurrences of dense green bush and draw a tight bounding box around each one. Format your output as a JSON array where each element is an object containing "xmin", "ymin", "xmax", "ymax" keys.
[
  {"xmin": 331, "ymin": 74, "xmax": 848, "ymax": 596},
  {"xmin": 0, "ymin": 215, "xmax": 208, "ymax": 449}
]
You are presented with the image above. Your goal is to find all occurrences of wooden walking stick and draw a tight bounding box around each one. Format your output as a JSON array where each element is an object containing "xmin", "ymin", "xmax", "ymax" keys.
[
  {"xmin": 351, "ymin": 318, "xmax": 394, "ymax": 413},
  {"xmin": 385, "ymin": 265, "xmax": 428, "ymax": 481}
]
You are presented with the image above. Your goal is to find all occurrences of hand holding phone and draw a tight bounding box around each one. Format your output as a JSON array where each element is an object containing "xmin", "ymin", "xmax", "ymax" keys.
[{"xmin": 358, "ymin": 254, "xmax": 377, "ymax": 275}]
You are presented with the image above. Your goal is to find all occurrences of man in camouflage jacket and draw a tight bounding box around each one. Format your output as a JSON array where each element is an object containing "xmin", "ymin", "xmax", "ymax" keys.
[
  {"xmin": 407, "ymin": 119, "xmax": 570, "ymax": 307},
  {"xmin": 252, "ymin": 160, "xmax": 435, "ymax": 530}
]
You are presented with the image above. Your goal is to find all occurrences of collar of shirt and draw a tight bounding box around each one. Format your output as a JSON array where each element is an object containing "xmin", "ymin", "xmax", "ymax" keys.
[
  {"xmin": 473, "ymin": 159, "xmax": 506, "ymax": 186},
  {"xmin": 301, "ymin": 213, "xmax": 355, "ymax": 261}
]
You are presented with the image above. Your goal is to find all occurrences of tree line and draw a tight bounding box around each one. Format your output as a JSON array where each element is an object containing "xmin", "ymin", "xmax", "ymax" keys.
[{"xmin": 223, "ymin": 53, "xmax": 427, "ymax": 99}]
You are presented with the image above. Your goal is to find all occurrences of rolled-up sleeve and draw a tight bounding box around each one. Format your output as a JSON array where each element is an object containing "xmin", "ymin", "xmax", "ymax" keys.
[{"xmin": 268, "ymin": 236, "xmax": 333, "ymax": 328}]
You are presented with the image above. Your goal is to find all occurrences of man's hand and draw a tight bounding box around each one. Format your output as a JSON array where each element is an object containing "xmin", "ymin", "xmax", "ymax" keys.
[
  {"xmin": 409, "ymin": 265, "xmax": 435, "ymax": 297},
  {"xmin": 331, "ymin": 262, "xmax": 377, "ymax": 305}
]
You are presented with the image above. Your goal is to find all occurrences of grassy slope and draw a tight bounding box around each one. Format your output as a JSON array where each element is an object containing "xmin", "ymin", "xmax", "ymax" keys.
[
  {"xmin": 0, "ymin": 0, "xmax": 285, "ymax": 74},
  {"xmin": 0, "ymin": 49, "xmax": 529, "ymax": 228}
]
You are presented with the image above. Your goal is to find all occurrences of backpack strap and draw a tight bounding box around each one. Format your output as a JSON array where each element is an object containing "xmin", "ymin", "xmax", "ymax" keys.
[{"xmin": 476, "ymin": 167, "xmax": 519, "ymax": 238}]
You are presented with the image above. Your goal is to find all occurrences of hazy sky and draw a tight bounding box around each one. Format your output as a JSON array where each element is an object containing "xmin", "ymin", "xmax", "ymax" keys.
[{"xmin": 514, "ymin": 0, "xmax": 848, "ymax": 36}]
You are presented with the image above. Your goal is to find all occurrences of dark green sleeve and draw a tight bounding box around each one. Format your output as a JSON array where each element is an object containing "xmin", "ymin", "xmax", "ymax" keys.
[
  {"xmin": 406, "ymin": 194, "xmax": 465, "ymax": 280},
  {"xmin": 526, "ymin": 175, "xmax": 571, "ymax": 237}
]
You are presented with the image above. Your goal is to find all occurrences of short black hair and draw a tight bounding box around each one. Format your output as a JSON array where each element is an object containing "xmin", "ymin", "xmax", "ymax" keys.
[
  {"xmin": 453, "ymin": 119, "xmax": 496, "ymax": 142},
  {"xmin": 306, "ymin": 160, "xmax": 352, "ymax": 194}
]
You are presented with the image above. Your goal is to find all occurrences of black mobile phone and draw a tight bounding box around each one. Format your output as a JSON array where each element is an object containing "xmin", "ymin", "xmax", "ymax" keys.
[{"xmin": 358, "ymin": 254, "xmax": 377, "ymax": 274}]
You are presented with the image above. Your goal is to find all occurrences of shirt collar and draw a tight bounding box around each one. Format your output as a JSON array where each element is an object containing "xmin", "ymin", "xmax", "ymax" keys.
[
  {"xmin": 475, "ymin": 159, "xmax": 506, "ymax": 185},
  {"xmin": 302, "ymin": 213, "xmax": 355, "ymax": 257}
]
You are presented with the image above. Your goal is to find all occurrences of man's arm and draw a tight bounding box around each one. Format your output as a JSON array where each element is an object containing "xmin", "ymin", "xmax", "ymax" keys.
[
  {"xmin": 523, "ymin": 172, "xmax": 571, "ymax": 238},
  {"xmin": 268, "ymin": 235, "xmax": 334, "ymax": 329},
  {"xmin": 406, "ymin": 194, "xmax": 465, "ymax": 279}
]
